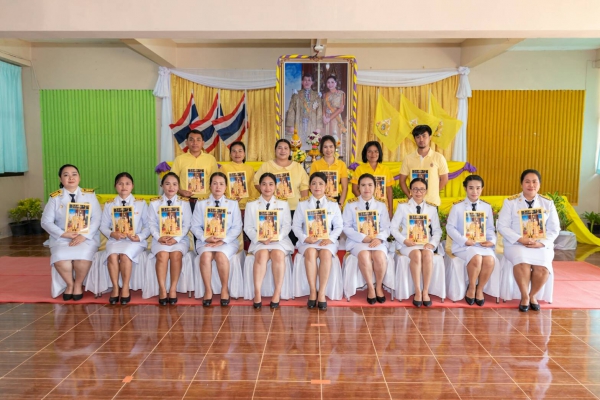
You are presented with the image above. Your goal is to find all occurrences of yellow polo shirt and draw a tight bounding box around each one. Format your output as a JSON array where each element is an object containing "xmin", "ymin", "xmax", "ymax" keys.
[
  {"xmin": 400, "ymin": 148, "xmax": 449, "ymax": 206},
  {"xmin": 351, "ymin": 163, "xmax": 395, "ymax": 186},
  {"xmin": 219, "ymin": 162, "xmax": 260, "ymax": 209},
  {"xmin": 170, "ymin": 151, "xmax": 219, "ymax": 199},
  {"xmin": 253, "ymin": 160, "xmax": 309, "ymax": 210},
  {"xmin": 309, "ymin": 157, "xmax": 349, "ymax": 196}
]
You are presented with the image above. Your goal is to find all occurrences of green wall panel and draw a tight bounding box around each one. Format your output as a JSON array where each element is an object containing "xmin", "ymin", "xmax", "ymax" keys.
[{"xmin": 40, "ymin": 90, "xmax": 157, "ymax": 197}]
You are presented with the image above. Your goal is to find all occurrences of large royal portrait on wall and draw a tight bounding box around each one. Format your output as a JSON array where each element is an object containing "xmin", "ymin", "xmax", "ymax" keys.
[{"xmin": 276, "ymin": 55, "xmax": 357, "ymax": 162}]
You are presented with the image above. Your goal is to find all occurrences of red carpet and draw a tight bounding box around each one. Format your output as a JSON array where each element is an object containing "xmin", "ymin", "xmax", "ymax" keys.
[{"xmin": 1, "ymin": 256, "xmax": 599, "ymax": 308}]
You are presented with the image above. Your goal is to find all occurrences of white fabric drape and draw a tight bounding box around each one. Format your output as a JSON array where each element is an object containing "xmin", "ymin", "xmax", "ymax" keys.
[{"xmin": 153, "ymin": 66, "xmax": 472, "ymax": 162}]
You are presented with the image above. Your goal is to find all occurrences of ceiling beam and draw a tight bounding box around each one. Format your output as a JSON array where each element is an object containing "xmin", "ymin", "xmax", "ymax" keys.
[
  {"xmin": 460, "ymin": 39, "xmax": 523, "ymax": 68},
  {"xmin": 0, "ymin": 39, "xmax": 31, "ymax": 66},
  {"xmin": 121, "ymin": 38, "xmax": 177, "ymax": 68}
]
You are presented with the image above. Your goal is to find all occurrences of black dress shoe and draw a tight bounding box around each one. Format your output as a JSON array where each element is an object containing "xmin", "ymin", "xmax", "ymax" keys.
[
  {"xmin": 518, "ymin": 304, "xmax": 529, "ymax": 312},
  {"xmin": 220, "ymin": 298, "xmax": 230, "ymax": 307},
  {"xmin": 120, "ymin": 296, "xmax": 131, "ymax": 305},
  {"xmin": 367, "ymin": 296, "xmax": 376, "ymax": 305},
  {"xmin": 158, "ymin": 297, "xmax": 168, "ymax": 306},
  {"xmin": 253, "ymin": 302, "xmax": 262, "ymax": 309},
  {"xmin": 423, "ymin": 296, "xmax": 432, "ymax": 307},
  {"xmin": 168, "ymin": 296, "xmax": 178, "ymax": 305},
  {"xmin": 202, "ymin": 298, "xmax": 212, "ymax": 307},
  {"xmin": 109, "ymin": 295, "xmax": 119, "ymax": 305},
  {"xmin": 530, "ymin": 302, "xmax": 540, "ymax": 311},
  {"xmin": 465, "ymin": 295, "xmax": 475, "ymax": 306},
  {"xmin": 307, "ymin": 299, "xmax": 317, "ymax": 309},
  {"xmin": 63, "ymin": 293, "xmax": 73, "ymax": 301},
  {"xmin": 376, "ymin": 295, "xmax": 386, "ymax": 304},
  {"xmin": 270, "ymin": 301, "xmax": 279, "ymax": 309},
  {"xmin": 475, "ymin": 297, "xmax": 485, "ymax": 307},
  {"xmin": 413, "ymin": 299, "xmax": 422, "ymax": 308},
  {"xmin": 72, "ymin": 293, "xmax": 83, "ymax": 301},
  {"xmin": 318, "ymin": 301, "xmax": 327, "ymax": 311}
]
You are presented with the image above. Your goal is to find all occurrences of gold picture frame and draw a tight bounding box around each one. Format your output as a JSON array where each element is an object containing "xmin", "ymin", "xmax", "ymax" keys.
[
  {"xmin": 159, "ymin": 206, "xmax": 183, "ymax": 237},
  {"xmin": 305, "ymin": 208, "xmax": 329, "ymax": 240},
  {"xmin": 357, "ymin": 210, "xmax": 379, "ymax": 237},
  {"xmin": 520, "ymin": 208, "xmax": 546, "ymax": 239},
  {"xmin": 187, "ymin": 168, "xmax": 206, "ymax": 195},
  {"xmin": 227, "ymin": 171, "xmax": 249, "ymax": 199},
  {"xmin": 112, "ymin": 206, "xmax": 134, "ymax": 235},
  {"xmin": 65, "ymin": 203, "xmax": 91, "ymax": 234},
  {"xmin": 204, "ymin": 207, "xmax": 227, "ymax": 239},
  {"xmin": 408, "ymin": 214, "xmax": 429, "ymax": 245},
  {"xmin": 323, "ymin": 170, "xmax": 339, "ymax": 198},
  {"xmin": 275, "ymin": 172, "xmax": 294, "ymax": 199},
  {"xmin": 257, "ymin": 210, "xmax": 280, "ymax": 241},
  {"xmin": 463, "ymin": 211, "xmax": 486, "ymax": 243}
]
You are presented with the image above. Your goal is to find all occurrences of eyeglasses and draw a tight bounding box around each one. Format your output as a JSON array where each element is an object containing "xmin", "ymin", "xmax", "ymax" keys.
[{"xmin": 411, "ymin": 188, "xmax": 426, "ymax": 193}]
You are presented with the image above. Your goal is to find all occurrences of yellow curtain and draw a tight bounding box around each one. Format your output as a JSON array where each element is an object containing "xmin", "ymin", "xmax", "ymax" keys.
[
  {"xmin": 170, "ymin": 75, "xmax": 276, "ymax": 162},
  {"xmin": 468, "ymin": 90, "xmax": 584, "ymax": 203},
  {"xmin": 355, "ymin": 75, "xmax": 459, "ymax": 162}
]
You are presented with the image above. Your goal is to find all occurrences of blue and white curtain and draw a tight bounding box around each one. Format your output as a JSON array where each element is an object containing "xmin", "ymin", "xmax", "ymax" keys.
[{"xmin": 0, "ymin": 60, "xmax": 28, "ymax": 173}]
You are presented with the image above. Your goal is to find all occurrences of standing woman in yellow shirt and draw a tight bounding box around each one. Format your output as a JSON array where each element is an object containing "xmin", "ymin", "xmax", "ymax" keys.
[
  {"xmin": 254, "ymin": 139, "xmax": 309, "ymax": 245},
  {"xmin": 309, "ymin": 135, "xmax": 348, "ymax": 206},
  {"xmin": 351, "ymin": 141, "xmax": 394, "ymax": 215}
]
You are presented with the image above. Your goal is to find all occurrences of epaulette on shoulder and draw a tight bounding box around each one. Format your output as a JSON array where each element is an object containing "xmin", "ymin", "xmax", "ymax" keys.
[
  {"xmin": 453, "ymin": 199, "xmax": 463, "ymax": 205},
  {"xmin": 179, "ymin": 197, "xmax": 190, "ymax": 202},
  {"xmin": 375, "ymin": 197, "xmax": 386, "ymax": 204},
  {"xmin": 539, "ymin": 194, "xmax": 552, "ymax": 201},
  {"xmin": 49, "ymin": 189, "xmax": 62, "ymax": 198},
  {"xmin": 299, "ymin": 196, "xmax": 310, "ymax": 202},
  {"xmin": 507, "ymin": 194, "xmax": 520, "ymax": 201},
  {"xmin": 397, "ymin": 198, "xmax": 408, "ymax": 204},
  {"xmin": 276, "ymin": 195, "xmax": 288, "ymax": 201},
  {"xmin": 247, "ymin": 197, "xmax": 259, "ymax": 203},
  {"xmin": 326, "ymin": 196, "xmax": 337, "ymax": 203},
  {"xmin": 347, "ymin": 198, "xmax": 359, "ymax": 203},
  {"xmin": 149, "ymin": 196, "xmax": 161, "ymax": 202},
  {"xmin": 479, "ymin": 198, "xmax": 490, "ymax": 205},
  {"xmin": 105, "ymin": 201, "xmax": 112, "ymax": 206},
  {"xmin": 425, "ymin": 201, "xmax": 438, "ymax": 207},
  {"xmin": 81, "ymin": 188, "xmax": 95, "ymax": 193}
]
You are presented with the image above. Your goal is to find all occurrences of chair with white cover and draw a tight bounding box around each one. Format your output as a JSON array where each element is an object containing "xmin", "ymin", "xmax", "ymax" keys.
[
  {"xmin": 192, "ymin": 250, "xmax": 245, "ymax": 299},
  {"xmin": 85, "ymin": 250, "xmax": 148, "ymax": 297},
  {"xmin": 292, "ymin": 253, "xmax": 343, "ymax": 301},
  {"xmin": 341, "ymin": 251, "xmax": 396, "ymax": 301},
  {"xmin": 242, "ymin": 253, "xmax": 293, "ymax": 300},
  {"xmin": 499, "ymin": 256, "xmax": 554, "ymax": 303},
  {"xmin": 141, "ymin": 251, "xmax": 196, "ymax": 299},
  {"xmin": 393, "ymin": 247, "xmax": 446, "ymax": 303},
  {"xmin": 51, "ymin": 265, "xmax": 89, "ymax": 299}
]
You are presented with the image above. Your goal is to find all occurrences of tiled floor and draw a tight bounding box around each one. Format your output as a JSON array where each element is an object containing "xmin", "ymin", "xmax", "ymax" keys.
[{"xmin": 1, "ymin": 235, "xmax": 600, "ymax": 399}]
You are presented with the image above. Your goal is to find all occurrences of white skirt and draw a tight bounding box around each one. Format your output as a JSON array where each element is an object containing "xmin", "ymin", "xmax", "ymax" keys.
[
  {"xmin": 504, "ymin": 244, "xmax": 554, "ymax": 272},
  {"xmin": 196, "ymin": 242, "xmax": 240, "ymax": 259},
  {"xmin": 249, "ymin": 242, "xmax": 292, "ymax": 255},
  {"xmin": 297, "ymin": 241, "xmax": 338, "ymax": 256},
  {"xmin": 105, "ymin": 240, "xmax": 146, "ymax": 264},
  {"xmin": 151, "ymin": 237, "xmax": 190, "ymax": 257},
  {"xmin": 453, "ymin": 246, "xmax": 496, "ymax": 265},
  {"xmin": 398, "ymin": 245, "xmax": 435, "ymax": 258},
  {"xmin": 349, "ymin": 242, "xmax": 388, "ymax": 258},
  {"xmin": 50, "ymin": 239, "xmax": 98, "ymax": 265}
]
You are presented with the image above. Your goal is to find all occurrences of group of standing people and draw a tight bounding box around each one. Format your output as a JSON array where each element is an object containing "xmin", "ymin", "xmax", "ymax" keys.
[{"xmin": 40, "ymin": 124, "xmax": 560, "ymax": 312}]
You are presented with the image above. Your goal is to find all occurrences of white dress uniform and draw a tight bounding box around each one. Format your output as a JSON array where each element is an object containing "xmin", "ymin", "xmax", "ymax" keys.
[
  {"xmin": 190, "ymin": 194, "xmax": 242, "ymax": 259},
  {"xmin": 41, "ymin": 187, "xmax": 101, "ymax": 265},
  {"xmin": 244, "ymin": 195, "xmax": 294, "ymax": 254},
  {"xmin": 292, "ymin": 195, "xmax": 343, "ymax": 255},
  {"xmin": 446, "ymin": 198, "xmax": 497, "ymax": 264},
  {"xmin": 99, "ymin": 195, "xmax": 150, "ymax": 264},
  {"xmin": 497, "ymin": 192, "xmax": 560, "ymax": 271},
  {"xmin": 342, "ymin": 196, "xmax": 390, "ymax": 257},
  {"xmin": 147, "ymin": 194, "xmax": 192, "ymax": 256},
  {"xmin": 391, "ymin": 198, "xmax": 442, "ymax": 257}
]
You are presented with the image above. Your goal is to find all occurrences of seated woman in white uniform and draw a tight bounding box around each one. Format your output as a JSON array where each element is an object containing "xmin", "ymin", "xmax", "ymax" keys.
[
  {"xmin": 99, "ymin": 172, "xmax": 150, "ymax": 305},
  {"xmin": 446, "ymin": 175, "xmax": 497, "ymax": 306},
  {"xmin": 41, "ymin": 164, "xmax": 101, "ymax": 301},
  {"xmin": 391, "ymin": 178, "xmax": 442, "ymax": 307},
  {"xmin": 244, "ymin": 172, "xmax": 294, "ymax": 309},
  {"xmin": 292, "ymin": 172, "xmax": 343, "ymax": 310},
  {"xmin": 342, "ymin": 173, "xmax": 390, "ymax": 304},
  {"xmin": 497, "ymin": 169, "xmax": 560, "ymax": 312},
  {"xmin": 148, "ymin": 172, "xmax": 192, "ymax": 306},
  {"xmin": 191, "ymin": 172, "xmax": 242, "ymax": 307}
]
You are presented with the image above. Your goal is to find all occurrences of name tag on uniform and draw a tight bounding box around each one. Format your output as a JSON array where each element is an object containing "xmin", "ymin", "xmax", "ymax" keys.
[{"xmin": 227, "ymin": 211, "xmax": 232, "ymax": 215}]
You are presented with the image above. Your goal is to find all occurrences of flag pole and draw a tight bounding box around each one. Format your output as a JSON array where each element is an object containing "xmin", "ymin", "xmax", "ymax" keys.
[{"xmin": 244, "ymin": 89, "xmax": 249, "ymax": 143}]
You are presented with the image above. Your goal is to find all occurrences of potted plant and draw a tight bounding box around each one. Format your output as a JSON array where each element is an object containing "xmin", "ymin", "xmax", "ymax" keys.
[
  {"xmin": 581, "ymin": 211, "xmax": 600, "ymax": 236},
  {"xmin": 545, "ymin": 191, "xmax": 576, "ymax": 250},
  {"xmin": 7, "ymin": 198, "xmax": 44, "ymax": 236},
  {"xmin": 8, "ymin": 203, "xmax": 29, "ymax": 237}
]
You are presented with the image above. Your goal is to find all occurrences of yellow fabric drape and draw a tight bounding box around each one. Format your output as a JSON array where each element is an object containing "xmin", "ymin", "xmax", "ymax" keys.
[
  {"xmin": 170, "ymin": 75, "xmax": 276, "ymax": 162},
  {"xmin": 356, "ymin": 75, "xmax": 459, "ymax": 162},
  {"xmin": 468, "ymin": 90, "xmax": 584, "ymax": 204}
]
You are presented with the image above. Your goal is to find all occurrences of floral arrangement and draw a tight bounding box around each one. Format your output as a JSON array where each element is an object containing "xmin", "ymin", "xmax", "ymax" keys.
[
  {"xmin": 292, "ymin": 149, "xmax": 307, "ymax": 163},
  {"xmin": 306, "ymin": 131, "xmax": 321, "ymax": 147}
]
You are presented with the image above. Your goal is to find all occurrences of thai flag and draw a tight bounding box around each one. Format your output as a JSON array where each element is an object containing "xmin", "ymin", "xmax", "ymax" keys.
[
  {"xmin": 213, "ymin": 93, "xmax": 247, "ymax": 148},
  {"xmin": 197, "ymin": 93, "xmax": 222, "ymax": 153},
  {"xmin": 169, "ymin": 93, "xmax": 201, "ymax": 152}
]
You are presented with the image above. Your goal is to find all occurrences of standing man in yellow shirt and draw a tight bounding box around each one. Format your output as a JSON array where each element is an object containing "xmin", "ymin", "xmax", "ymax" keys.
[
  {"xmin": 399, "ymin": 125, "xmax": 449, "ymax": 206},
  {"xmin": 171, "ymin": 129, "xmax": 219, "ymax": 213}
]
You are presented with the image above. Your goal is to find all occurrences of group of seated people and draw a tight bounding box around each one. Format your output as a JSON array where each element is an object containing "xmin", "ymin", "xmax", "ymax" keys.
[{"xmin": 40, "ymin": 125, "xmax": 560, "ymax": 313}]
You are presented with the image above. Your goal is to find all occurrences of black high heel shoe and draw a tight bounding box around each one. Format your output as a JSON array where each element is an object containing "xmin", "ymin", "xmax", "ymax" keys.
[
  {"xmin": 72, "ymin": 293, "xmax": 83, "ymax": 301},
  {"xmin": 202, "ymin": 298, "xmax": 212, "ymax": 307},
  {"xmin": 423, "ymin": 295, "xmax": 432, "ymax": 307},
  {"xmin": 465, "ymin": 289, "xmax": 475, "ymax": 305},
  {"xmin": 109, "ymin": 294, "xmax": 119, "ymax": 305},
  {"xmin": 270, "ymin": 301, "xmax": 280, "ymax": 309},
  {"xmin": 158, "ymin": 295, "xmax": 168, "ymax": 306},
  {"xmin": 529, "ymin": 302, "xmax": 540, "ymax": 311},
  {"xmin": 120, "ymin": 295, "xmax": 131, "ymax": 305},
  {"xmin": 253, "ymin": 302, "xmax": 262, "ymax": 309},
  {"xmin": 413, "ymin": 299, "xmax": 423, "ymax": 307},
  {"xmin": 475, "ymin": 297, "xmax": 485, "ymax": 307},
  {"xmin": 318, "ymin": 301, "xmax": 327, "ymax": 311},
  {"xmin": 307, "ymin": 299, "xmax": 317, "ymax": 309},
  {"xmin": 367, "ymin": 296, "xmax": 377, "ymax": 305},
  {"xmin": 168, "ymin": 296, "xmax": 178, "ymax": 305},
  {"xmin": 375, "ymin": 287, "xmax": 386, "ymax": 304},
  {"xmin": 220, "ymin": 298, "xmax": 230, "ymax": 307},
  {"xmin": 518, "ymin": 303, "xmax": 529, "ymax": 312},
  {"xmin": 63, "ymin": 293, "xmax": 73, "ymax": 301}
]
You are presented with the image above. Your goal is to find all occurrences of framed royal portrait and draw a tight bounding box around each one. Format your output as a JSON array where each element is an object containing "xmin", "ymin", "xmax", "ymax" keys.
[
  {"xmin": 411, "ymin": 169, "xmax": 429, "ymax": 185},
  {"xmin": 408, "ymin": 214, "xmax": 429, "ymax": 245},
  {"xmin": 258, "ymin": 210, "xmax": 280, "ymax": 241},
  {"xmin": 276, "ymin": 55, "xmax": 358, "ymax": 162},
  {"xmin": 520, "ymin": 208, "xmax": 546, "ymax": 240},
  {"xmin": 463, "ymin": 211, "xmax": 486, "ymax": 243},
  {"xmin": 112, "ymin": 206, "xmax": 134, "ymax": 235},
  {"xmin": 159, "ymin": 206, "xmax": 182, "ymax": 237},
  {"xmin": 187, "ymin": 168, "xmax": 206, "ymax": 195},
  {"xmin": 323, "ymin": 170, "xmax": 339, "ymax": 198},
  {"xmin": 357, "ymin": 210, "xmax": 379, "ymax": 237},
  {"xmin": 205, "ymin": 207, "xmax": 227, "ymax": 239},
  {"xmin": 274, "ymin": 172, "xmax": 294, "ymax": 199},
  {"xmin": 65, "ymin": 203, "xmax": 91, "ymax": 234},
  {"xmin": 374, "ymin": 175, "xmax": 386, "ymax": 200},
  {"xmin": 305, "ymin": 208, "xmax": 329, "ymax": 240},
  {"xmin": 227, "ymin": 171, "xmax": 249, "ymax": 199}
]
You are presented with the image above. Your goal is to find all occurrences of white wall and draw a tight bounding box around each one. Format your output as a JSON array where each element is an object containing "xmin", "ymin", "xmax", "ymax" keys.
[{"xmin": 470, "ymin": 50, "xmax": 600, "ymax": 213}]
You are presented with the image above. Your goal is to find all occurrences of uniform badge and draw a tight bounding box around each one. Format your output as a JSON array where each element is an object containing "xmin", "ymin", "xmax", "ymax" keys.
[{"xmin": 430, "ymin": 163, "xmax": 434, "ymax": 167}]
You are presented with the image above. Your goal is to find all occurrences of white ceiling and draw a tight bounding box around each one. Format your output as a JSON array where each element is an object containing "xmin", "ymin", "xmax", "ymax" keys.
[{"xmin": 509, "ymin": 38, "xmax": 600, "ymax": 51}]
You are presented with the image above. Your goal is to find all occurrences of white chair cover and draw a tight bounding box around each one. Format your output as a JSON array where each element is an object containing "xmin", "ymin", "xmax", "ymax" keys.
[
  {"xmin": 499, "ymin": 256, "xmax": 554, "ymax": 303},
  {"xmin": 141, "ymin": 251, "xmax": 196, "ymax": 299},
  {"xmin": 341, "ymin": 252, "xmax": 396, "ymax": 301},
  {"xmin": 292, "ymin": 253, "xmax": 343, "ymax": 301},
  {"xmin": 242, "ymin": 253, "xmax": 293, "ymax": 300},
  {"xmin": 86, "ymin": 250, "xmax": 148, "ymax": 296},
  {"xmin": 443, "ymin": 252, "xmax": 501, "ymax": 302},
  {"xmin": 393, "ymin": 252, "xmax": 446, "ymax": 302},
  {"xmin": 192, "ymin": 251, "xmax": 245, "ymax": 299},
  {"xmin": 51, "ymin": 265, "xmax": 89, "ymax": 298}
]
